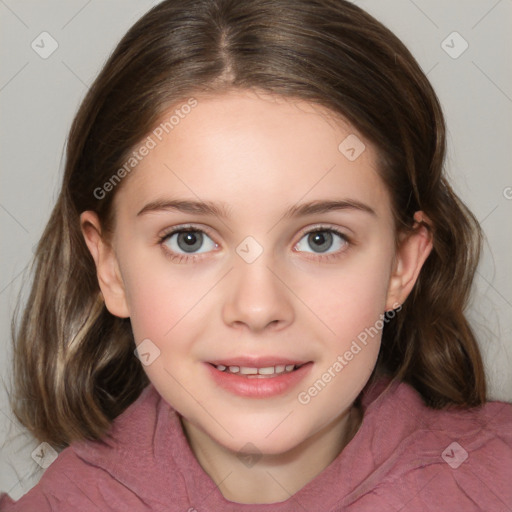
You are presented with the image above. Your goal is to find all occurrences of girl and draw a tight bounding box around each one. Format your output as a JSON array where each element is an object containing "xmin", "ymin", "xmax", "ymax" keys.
[{"xmin": 1, "ymin": 0, "xmax": 511, "ymax": 510}]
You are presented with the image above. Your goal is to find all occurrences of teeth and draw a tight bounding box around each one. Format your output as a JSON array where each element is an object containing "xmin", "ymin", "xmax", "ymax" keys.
[
  {"xmin": 239, "ymin": 367, "xmax": 258, "ymax": 375},
  {"xmin": 215, "ymin": 364, "xmax": 299, "ymax": 375},
  {"xmin": 258, "ymin": 367, "xmax": 276, "ymax": 375}
]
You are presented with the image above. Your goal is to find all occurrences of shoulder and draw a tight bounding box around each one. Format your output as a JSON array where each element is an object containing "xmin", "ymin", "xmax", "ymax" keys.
[
  {"xmin": 352, "ymin": 379, "xmax": 512, "ymax": 510},
  {"xmin": 0, "ymin": 448, "xmax": 101, "ymax": 511},
  {"xmin": 0, "ymin": 445, "xmax": 151, "ymax": 511},
  {"xmin": 0, "ymin": 384, "xmax": 163, "ymax": 511},
  {"xmin": 362, "ymin": 376, "xmax": 512, "ymax": 442}
]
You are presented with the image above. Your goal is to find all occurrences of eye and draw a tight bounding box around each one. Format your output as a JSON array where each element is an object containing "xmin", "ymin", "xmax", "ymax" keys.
[
  {"xmin": 294, "ymin": 227, "xmax": 349, "ymax": 255},
  {"xmin": 161, "ymin": 227, "xmax": 217, "ymax": 257}
]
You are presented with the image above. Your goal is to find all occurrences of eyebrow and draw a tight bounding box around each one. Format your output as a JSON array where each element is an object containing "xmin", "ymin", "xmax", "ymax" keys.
[{"xmin": 136, "ymin": 198, "xmax": 376, "ymax": 218}]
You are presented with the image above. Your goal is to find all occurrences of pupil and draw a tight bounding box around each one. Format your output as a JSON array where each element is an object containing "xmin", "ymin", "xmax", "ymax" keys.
[
  {"xmin": 309, "ymin": 231, "xmax": 332, "ymax": 253},
  {"xmin": 178, "ymin": 231, "xmax": 203, "ymax": 253}
]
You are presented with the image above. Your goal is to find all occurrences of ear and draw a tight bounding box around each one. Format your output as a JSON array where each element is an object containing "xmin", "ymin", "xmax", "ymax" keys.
[
  {"xmin": 385, "ymin": 211, "xmax": 433, "ymax": 310},
  {"xmin": 80, "ymin": 211, "xmax": 130, "ymax": 318}
]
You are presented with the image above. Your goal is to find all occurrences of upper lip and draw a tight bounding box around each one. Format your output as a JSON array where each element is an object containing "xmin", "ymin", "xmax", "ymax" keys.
[{"xmin": 207, "ymin": 357, "xmax": 310, "ymax": 367}]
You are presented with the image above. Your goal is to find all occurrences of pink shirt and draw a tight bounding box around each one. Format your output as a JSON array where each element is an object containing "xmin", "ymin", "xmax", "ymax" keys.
[{"xmin": 1, "ymin": 378, "xmax": 511, "ymax": 511}]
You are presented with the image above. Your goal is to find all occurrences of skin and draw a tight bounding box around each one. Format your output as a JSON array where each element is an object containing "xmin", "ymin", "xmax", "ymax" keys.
[{"xmin": 81, "ymin": 89, "xmax": 432, "ymax": 504}]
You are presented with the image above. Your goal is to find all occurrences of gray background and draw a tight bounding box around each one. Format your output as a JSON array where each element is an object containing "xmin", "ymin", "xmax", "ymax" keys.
[{"xmin": 1, "ymin": 0, "xmax": 511, "ymax": 500}]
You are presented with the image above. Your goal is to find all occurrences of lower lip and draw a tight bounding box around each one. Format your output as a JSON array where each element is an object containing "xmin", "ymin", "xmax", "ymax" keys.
[{"xmin": 205, "ymin": 362, "xmax": 313, "ymax": 398}]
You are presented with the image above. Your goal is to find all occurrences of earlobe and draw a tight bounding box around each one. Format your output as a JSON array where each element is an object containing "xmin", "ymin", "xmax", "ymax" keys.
[
  {"xmin": 80, "ymin": 211, "xmax": 130, "ymax": 318},
  {"xmin": 385, "ymin": 211, "xmax": 433, "ymax": 310}
]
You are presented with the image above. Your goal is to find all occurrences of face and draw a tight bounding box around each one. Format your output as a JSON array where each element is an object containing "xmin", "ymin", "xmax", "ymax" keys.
[{"xmin": 83, "ymin": 89, "xmax": 425, "ymax": 457}]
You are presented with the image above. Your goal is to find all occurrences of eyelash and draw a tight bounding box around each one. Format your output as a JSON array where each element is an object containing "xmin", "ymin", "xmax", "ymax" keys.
[
  {"xmin": 157, "ymin": 224, "xmax": 352, "ymax": 264},
  {"xmin": 158, "ymin": 225, "xmax": 218, "ymax": 264}
]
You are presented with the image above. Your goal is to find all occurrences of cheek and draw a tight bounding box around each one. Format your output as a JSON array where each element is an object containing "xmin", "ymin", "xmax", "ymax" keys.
[
  {"xmin": 295, "ymin": 257, "xmax": 392, "ymax": 415},
  {"xmin": 117, "ymin": 244, "xmax": 208, "ymax": 343},
  {"xmin": 305, "ymin": 249, "xmax": 393, "ymax": 346}
]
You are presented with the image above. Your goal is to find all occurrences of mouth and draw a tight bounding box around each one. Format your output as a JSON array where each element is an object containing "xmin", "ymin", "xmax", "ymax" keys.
[
  {"xmin": 208, "ymin": 362, "xmax": 309, "ymax": 378},
  {"xmin": 205, "ymin": 358, "xmax": 313, "ymax": 398}
]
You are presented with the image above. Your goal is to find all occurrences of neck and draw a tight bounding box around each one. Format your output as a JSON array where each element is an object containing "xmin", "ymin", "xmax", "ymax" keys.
[{"xmin": 180, "ymin": 404, "xmax": 362, "ymax": 504}]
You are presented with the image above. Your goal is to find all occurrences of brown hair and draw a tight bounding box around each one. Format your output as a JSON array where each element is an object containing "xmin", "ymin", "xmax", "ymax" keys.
[{"xmin": 8, "ymin": 0, "xmax": 485, "ymax": 450}]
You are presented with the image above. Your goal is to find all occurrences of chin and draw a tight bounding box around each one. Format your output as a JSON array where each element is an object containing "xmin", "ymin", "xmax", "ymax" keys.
[{"xmin": 206, "ymin": 414, "xmax": 317, "ymax": 457}]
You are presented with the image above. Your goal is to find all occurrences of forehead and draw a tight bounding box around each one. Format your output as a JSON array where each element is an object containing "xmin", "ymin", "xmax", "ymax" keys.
[{"xmin": 113, "ymin": 90, "xmax": 391, "ymax": 220}]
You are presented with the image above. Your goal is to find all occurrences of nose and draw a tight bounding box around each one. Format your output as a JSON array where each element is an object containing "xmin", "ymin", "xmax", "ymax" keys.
[{"xmin": 221, "ymin": 252, "xmax": 295, "ymax": 333}]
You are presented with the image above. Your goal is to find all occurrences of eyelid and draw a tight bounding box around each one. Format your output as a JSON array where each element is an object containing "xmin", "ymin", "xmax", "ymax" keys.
[
  {"xmin": 158, "ymin": 224, "xmax": 220, "ymax": 264},
  {"xmin": 292, "ymin": 225, "xmax": 352, "ymax": 263},
  {"xmin": 295, "ymin": 223, "xmax": 351, "ymax": 242},
  {"xmin": 158, "ymin": 223, "xmax": 218, "ymax": 243}
]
